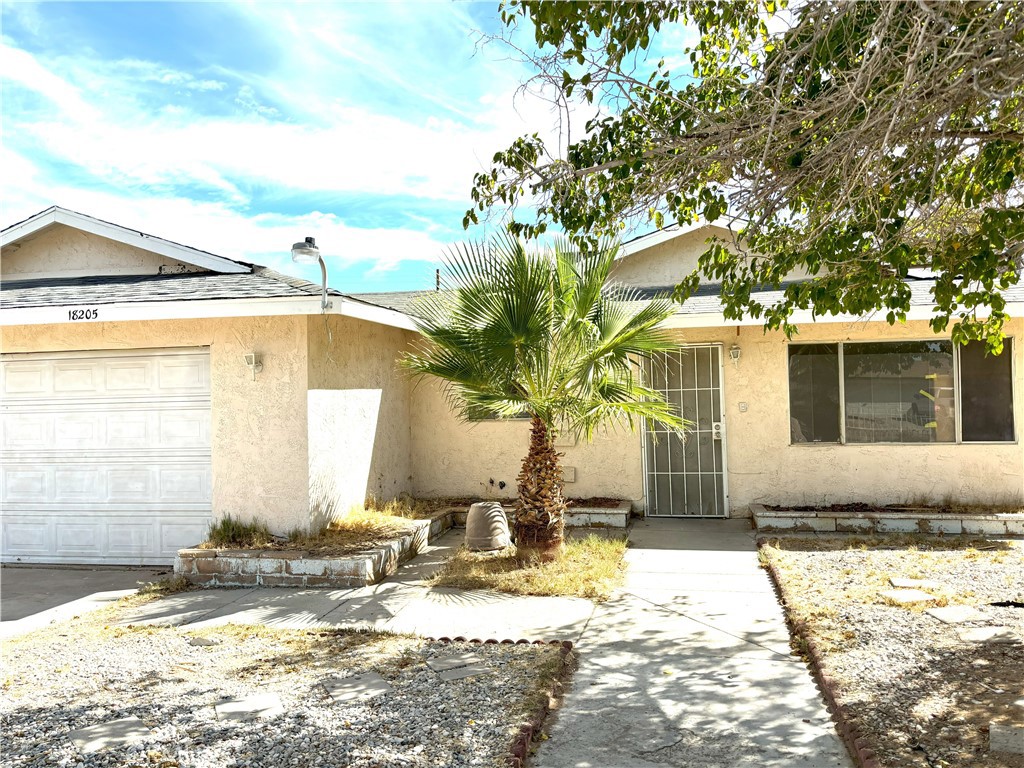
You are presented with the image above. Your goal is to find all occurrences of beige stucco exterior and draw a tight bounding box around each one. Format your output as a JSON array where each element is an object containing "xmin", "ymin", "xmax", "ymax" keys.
[
  {"xmin": 408, "ymin": 378, "xmax": 644, "ymax": 505},
  {"xmin": 1, "ymin": 226, "xmax": 200, "ymax": 278},
  {"xmin": 3, "ymin": 221, "xmax": 1021, "ymax": 550},
  {"xmin": 306, "ymin": 315, "xmax": 413, "ymax": 528},
  {"xmin": 1, "ymin": 316, "xmax": 313, "ymax": 533},
  {"xmin": 408, "ymin": 317, "xmax": 1024, "ymax": 513}
]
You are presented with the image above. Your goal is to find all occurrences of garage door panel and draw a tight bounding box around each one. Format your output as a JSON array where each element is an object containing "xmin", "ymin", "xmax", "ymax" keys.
[
  {"xmin": 55, "ymin": 523, "xmax": 104, "ymax": 556},
  {"xmin": 1, "ymin": 519, "xmax": 53, "ymax": 555},
  {"xmin": 1, "ymin": 349, "xmax": 211, "ymax": 564},
  {"xmin": 54, "ymin": 362, "xmax": 101, "ymax": 393},
  {"xmin": 160, "ymin": 521, "xmax": 210, "ymax": 553},
  {"xmin": 157, "ymin": 356, "xmax": 209, "ymax": 391},
  {"xmin": 3, "ymin": 468, "xmax": 48, "ymax": 500},
  {"xmin": 1, "ymin": 362, "xmax": 50, "ymax": 396}
]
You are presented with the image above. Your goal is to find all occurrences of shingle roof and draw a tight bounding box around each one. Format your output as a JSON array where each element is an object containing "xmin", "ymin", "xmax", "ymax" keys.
[
  {"xmin": 352, "ymin": 278, "xmax": 1024, "ymax": 320},
  {"xmin": 0, "ymin": 267, "xmax": 343, "ymax": 309}
]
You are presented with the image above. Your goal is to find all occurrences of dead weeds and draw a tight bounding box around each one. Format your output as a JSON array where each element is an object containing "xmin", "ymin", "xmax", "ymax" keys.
[{"xmin": 429, "ymin": 534, "xmax": 627, "ymax": 600}]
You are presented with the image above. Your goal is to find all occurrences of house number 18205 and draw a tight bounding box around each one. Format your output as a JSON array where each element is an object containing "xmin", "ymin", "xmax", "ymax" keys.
[{"xmin": 68, "ymin": 308, "xmax": 99, "ymax": 321}]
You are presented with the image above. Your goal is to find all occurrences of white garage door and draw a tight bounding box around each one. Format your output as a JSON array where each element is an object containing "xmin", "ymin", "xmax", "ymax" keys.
[{"xmin": 1, "ymin": 348, "xmax": 212, "ymax": 565}]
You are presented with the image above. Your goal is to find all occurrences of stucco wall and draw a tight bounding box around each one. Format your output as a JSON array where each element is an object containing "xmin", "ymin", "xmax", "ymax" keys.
[
  {"xmin": 409, "ymin": 379, "xmax": 645, "ymax": 506},
  {"xmin": 1, "ymin": 225, "xmax": 200, "ymax": 278},
  {"xmin": 690, "ymin": 318, "xmax": 1024, "ymax": 512},
  {"xmin": 409, "ymin": 317, "xmax": 1023, "ymax": 515},
  {"xmin": 611, "ymin": 227, "xmax": 810, "ymax": 289},
  {"xmin": 306, "ymin": 316, "xmax": 413, "ymax": 526},
  {"xmin": 0, "ymin": 317, "xmax": 311, "ymax": 534},
  {"xmin": 611, "ymin": 229, "xmax": 715, "ymax": 288}
]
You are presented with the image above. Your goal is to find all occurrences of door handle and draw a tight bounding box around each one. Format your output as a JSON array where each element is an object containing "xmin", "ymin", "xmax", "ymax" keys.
[{"xmin": 712, "ymin": 422, "xmax": 723, "ymax": 440}]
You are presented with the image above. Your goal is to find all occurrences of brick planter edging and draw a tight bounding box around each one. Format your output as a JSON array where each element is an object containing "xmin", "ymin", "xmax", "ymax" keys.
[
  {"xmin": 759, "ymin": 546, "xmax": 881, "ymax": 768},
  {"xmin": 176, "ymin": 513, "xmax": 453, "ymax": 588},
  {"xmin": 422, "ymin": 636, "xmax": 575, "ymax": 768}
]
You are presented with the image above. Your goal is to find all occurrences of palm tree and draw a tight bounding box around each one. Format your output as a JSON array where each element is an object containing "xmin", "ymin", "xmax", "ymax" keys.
[{"xmin": 402, "ymin": 235, "xmax": 686, "ymax": 560}]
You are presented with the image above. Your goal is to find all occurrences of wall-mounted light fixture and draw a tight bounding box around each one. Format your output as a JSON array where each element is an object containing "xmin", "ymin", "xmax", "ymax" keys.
[
  {"xmin": 244, "ymin": 352, "xmax": 263, "ymax": 380},
  {"xmin": 291, "ymin": 236, "xmax": 333, "ymax": 313},
  {"xmin": 729, "ymin": 344, "xmax": 741, "ymax": 367}
]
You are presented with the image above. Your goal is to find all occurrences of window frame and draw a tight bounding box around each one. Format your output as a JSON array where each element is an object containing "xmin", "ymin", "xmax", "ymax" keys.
[{"xmin": 787, "ymin": 337, "xmax": 1017, "ymax": 446}]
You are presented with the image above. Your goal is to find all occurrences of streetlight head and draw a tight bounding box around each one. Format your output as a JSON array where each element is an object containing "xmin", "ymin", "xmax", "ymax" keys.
[{"xmin": 291, "ymin": 236, "xmax": 320, "ymax": 264}]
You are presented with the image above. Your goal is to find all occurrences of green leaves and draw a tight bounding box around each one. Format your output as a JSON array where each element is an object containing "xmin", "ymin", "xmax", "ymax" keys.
[
  {"xmin": 401, "ymin": 237, "xmax": 686, "ymax": 439},
  {"xmin": 469, "ymin": 0, "xmax": 1023, "ymax": 349}
]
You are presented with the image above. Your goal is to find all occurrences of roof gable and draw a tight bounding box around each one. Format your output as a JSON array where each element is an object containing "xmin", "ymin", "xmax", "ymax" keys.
[{"xmin": 0, "ymin": 206, "xmax": 249, "ymax": 278}]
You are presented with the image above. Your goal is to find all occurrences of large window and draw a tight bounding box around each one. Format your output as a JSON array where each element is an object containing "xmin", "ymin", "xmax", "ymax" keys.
[{"xmin": 788, "ymin": 339, "xmax": 1015, "ymax": 444}]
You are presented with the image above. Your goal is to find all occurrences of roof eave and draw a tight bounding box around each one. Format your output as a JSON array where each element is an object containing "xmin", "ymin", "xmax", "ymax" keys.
[{"xmin": 1, "ymin": 206, "xmax": 251, "ymax": 275}]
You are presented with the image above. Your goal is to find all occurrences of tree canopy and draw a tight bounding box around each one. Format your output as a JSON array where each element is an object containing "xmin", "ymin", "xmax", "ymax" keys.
[{"xmin": 467, "ymin": 0, "xmax": 1023, "ymax": 350}]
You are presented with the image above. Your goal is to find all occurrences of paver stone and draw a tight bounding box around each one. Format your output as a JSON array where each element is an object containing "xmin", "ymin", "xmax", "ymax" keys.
[
  {"xmin": 323, "ymin": 672, "xmax": 392, "ymax": 704},
  {"xmin": 880, "ymin": 589, "xmax": 935, "ymax": 605},
  {"xmin": 439, "ymin": 664, "xmax": 491, "ymax": 681},
  {"xmin": 214, "ymin": 693, "xmax": 284, "ymax": 722},
  {"xmin": 68, "ymin": 716, "xmax": 151, "ymax": 754},
  {"xmin": 925, "ymin": 606, "xmax": 984, "ymax": 624}
]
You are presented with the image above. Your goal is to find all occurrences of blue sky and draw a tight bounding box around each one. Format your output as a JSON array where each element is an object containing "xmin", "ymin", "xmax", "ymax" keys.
[
  {"xmin": 2, "ymin": 2, "xmax": 699, "ymax": 292},
  {"xmin": 0, "ymin": 1, "xmax": 573, "ymax": 291}
]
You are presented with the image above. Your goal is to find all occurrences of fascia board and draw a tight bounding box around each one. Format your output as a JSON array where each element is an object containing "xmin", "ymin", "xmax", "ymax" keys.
[
  {"xmin": 660, "ymin": 301, "xmax": 1022, "ymax": 330},
  {"xmin": 0, "ymin": 295, "xmax": 417, "ymax": 331},
  {"xmin": 1, "ymin": 208, "xmax": 249, "ymax": 274}
]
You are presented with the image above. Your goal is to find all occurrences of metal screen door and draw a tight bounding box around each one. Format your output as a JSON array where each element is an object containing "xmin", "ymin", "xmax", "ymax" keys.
[{"xmin": 643, "ymin": 345, "xmax": 728, "ymax": 517}]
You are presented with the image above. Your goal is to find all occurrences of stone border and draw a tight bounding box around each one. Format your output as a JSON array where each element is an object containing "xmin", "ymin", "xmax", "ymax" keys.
[
  {"xmin": 176, "ymin": 513, "xmax": 453, "ymax": 588},
  {"xmin": 751, "ymin": 503, "xmax": 1024, "ymax": 536},
  {"xmin": 759, "ymin": 548, "xmax": 880, "ymax": 768},
  {"xmin": 448, "ymin": 501, "xmax": 630, "ymax": 529},
  {"xmin": 421, "ymin": 636, "xmax": 575, "ymax": 768}
]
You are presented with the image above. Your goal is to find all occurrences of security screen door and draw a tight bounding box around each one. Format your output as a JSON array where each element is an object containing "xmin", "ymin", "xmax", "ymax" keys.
[{"xmin": 643, "ymin": 345, "xmax": 728, "ymax": 517}]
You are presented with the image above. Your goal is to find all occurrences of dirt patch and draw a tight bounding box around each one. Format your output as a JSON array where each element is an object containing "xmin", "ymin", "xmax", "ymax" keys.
[
  {"xmin": 761, "ymin": 537, "xmax": 1023, "ymax": 767},
  {"xmin": 566, "ymin": 497, "xmax": 627, "ymax": 509}
]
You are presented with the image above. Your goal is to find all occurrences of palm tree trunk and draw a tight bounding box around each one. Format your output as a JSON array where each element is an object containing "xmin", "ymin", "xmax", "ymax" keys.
[{"xmin": 513, "ymin": 415, "xmax": 566, "ymax": 561}]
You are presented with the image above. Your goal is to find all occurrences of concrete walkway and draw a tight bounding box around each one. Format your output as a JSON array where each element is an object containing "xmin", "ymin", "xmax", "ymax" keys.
[
  {"xmin": 4, "ymin": 522, "xmax": 851, "ymax": 766},
  {"xmin": 112, "ymin": 532, "xmax": 597, "ymax": 642},
  {"xmin": 534, "ymin": 518, "xmax": 851, "ymax": 768}
]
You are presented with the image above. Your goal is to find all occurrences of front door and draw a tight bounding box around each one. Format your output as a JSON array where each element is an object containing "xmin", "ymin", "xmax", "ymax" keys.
[{"xmin": 643, "ymin": 345, "xmax": 728, "ymax": 517}]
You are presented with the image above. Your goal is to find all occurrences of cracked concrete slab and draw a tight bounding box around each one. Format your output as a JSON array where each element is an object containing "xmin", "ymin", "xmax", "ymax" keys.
[{"xmin": 438, "ymin": 663, "xmax": 491, "ymax": 681}]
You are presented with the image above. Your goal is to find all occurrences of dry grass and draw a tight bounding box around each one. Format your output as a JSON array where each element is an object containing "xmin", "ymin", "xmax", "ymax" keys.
[
  {"xmin": 198, "ymin": 498, "xmax": 446, "ymax": 557},
  {"xmin": 429, "ymin": 535, "xmax": 627, "ymax": 601}
]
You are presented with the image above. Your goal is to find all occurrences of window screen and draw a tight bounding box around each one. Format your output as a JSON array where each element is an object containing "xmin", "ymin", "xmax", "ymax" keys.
[
  {"xmin": 960, "ymin": 339, "xmax": 1015, "ymax": 442},
  {"xmin": 788, "ymin": 344, "xmax": 840, "ymax": 443},
  {"xmin": 843, "ymin": 341, "xmax": 955, "ymax": 443}
]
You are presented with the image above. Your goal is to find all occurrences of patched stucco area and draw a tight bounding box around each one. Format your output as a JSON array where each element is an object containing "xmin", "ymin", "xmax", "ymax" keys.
[
  {"xmin": 1, "ymin": 224, "xmax": 203, "ymax": 278},
  {"xmin": 0, "ymin": 316, "xmax": 311, "ymax": 535},
  {"xmin": 409, "ymin": 378, "xmax": 645, "ymax": 507},
  {"xmin": 306, "ymin": 316, "xmax": 413, "ymax": 528}
]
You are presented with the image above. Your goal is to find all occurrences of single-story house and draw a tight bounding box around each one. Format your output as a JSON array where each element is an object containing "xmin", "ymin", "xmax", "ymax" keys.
[{"xmin": 2, "ymin": 207, "xmax": 1021, "ymax": 564}]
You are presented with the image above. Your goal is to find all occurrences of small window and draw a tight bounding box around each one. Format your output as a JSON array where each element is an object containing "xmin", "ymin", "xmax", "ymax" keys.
[
  {"xmin": 788, "ymin": 344, "xmax": 840, "ymax": 443},
  {"xmin": 843, "ymin": 341, "xmax": 955, "ymax": 443},
  {"xmin": 960, "ymin": 339, "xmax": 1015, "ymax": 442}
]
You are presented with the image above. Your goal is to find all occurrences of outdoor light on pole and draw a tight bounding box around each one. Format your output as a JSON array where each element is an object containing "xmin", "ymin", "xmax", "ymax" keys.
[{"xmin": 291, "ymin": 236, "xmax": 332, "ymax": 312}]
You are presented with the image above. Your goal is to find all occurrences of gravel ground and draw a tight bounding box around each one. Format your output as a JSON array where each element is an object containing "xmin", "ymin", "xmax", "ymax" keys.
[
  {"xmin": 763, "ymin": 537, "xmax": 1024, "ymax": 768},
  {"xmin": 0, "ymin": 601, "xmax": 564, "ymax": 768}
]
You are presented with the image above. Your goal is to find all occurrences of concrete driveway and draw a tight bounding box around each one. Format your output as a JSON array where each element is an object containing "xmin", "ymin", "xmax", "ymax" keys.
[{"xmin": 1, "ymin": 564, "xmax": 170, "ymax": 625}]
